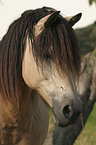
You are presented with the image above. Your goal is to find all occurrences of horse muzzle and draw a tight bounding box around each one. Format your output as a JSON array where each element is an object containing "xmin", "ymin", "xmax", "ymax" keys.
[{"xmin": 52, "ymin": 98, "xmax": 82, "ymax": 127}]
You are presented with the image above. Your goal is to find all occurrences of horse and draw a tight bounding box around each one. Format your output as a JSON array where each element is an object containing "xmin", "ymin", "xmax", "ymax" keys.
[{"xmin": 0, "ymin": 7, "xmax": 82, "ymax": 145}]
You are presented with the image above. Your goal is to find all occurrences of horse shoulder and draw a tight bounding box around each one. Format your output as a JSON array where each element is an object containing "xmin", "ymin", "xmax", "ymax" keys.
[
  {"xmin": 15, "ymin": 94, "xmax": 49, "ymax": 145},
  {"xmin": 0, "ymin": 96, "xmax": 20, "ymax": 144}
]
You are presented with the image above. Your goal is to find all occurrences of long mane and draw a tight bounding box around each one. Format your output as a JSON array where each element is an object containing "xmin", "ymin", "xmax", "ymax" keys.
[{"xmin": 0, "ymin": 7, "xmax": 80, "ymax": 100}]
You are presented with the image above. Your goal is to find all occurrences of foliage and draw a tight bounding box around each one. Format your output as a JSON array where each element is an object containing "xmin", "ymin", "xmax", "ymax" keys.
[
  {"xmin": 76, "ymin": 22, "xmax": 96, "ymax": 55},
  {"xmin": 89, "ymin": 0, "xmax": 96, "ymax": 5}
]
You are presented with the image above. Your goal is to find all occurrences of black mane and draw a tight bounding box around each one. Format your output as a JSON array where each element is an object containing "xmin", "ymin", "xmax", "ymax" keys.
[{"xmin": 0, "ymin": 7, "xmax": 80, "ymax": 100}]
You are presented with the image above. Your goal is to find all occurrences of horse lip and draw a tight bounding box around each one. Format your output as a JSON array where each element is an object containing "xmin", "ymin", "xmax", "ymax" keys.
[
  {"xmin": 53, "ymin": 115, "xmax": 70, "ymax": 127},
  {"xmin": 54, "ymin": 115, "xmax": 77, "ymax": 127},
  {"xmin": 53, "ymin": 109, "xmax": 70, "ymax": 127},
  {"xmin": 53, "ymin": 108, "xmax": 79, "ymax": 127}
]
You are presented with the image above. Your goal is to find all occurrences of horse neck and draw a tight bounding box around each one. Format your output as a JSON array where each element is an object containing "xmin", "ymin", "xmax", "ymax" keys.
[
  {"xmin": 1, "ymin": 81, "xmax": 38, "ymax": 124},
  {"xmin": 19, "ymin": 81, "xmax": 38, "ymax": 119},
  {"xmin": 0, "ymin": 81, "xmax": 49, "ymax": 145},
  {"xmin": 20, "ymin": 81, "xmax": 49, "ymax": 135}
]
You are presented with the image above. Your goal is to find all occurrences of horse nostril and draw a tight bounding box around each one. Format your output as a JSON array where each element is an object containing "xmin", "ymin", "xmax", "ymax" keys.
[{"xmin": 62, "ymin": 105, "xmax": 73, "ymax": 119}]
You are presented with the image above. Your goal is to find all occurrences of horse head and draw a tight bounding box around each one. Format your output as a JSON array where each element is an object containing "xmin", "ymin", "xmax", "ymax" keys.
[{"xmin": 22, "ymin": 8, "xmax": 82, "ymax": 127}]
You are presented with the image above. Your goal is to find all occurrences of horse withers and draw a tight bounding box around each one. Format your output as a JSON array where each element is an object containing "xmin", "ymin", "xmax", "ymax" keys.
[{"xmin": 0, "ymin": 7, "xmax": 82, "ymax": 145}]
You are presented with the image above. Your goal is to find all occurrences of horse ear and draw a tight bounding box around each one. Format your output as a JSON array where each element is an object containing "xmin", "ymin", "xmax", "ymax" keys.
[
  {"xmin": 65, "ymin": 13, "xmax": 82, "ymax": 27},
  {"xmin": 34, "ymin": 11, "xmax": 60, "ymax": 36},
  {"xmin": 44, "ymin": 11, "xmax": 60, "ymax": 28}
]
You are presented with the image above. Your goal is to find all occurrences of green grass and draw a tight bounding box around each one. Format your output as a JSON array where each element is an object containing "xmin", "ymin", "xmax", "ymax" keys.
[
  {"xmin": 48, "ymin": 109, "xmax": 54, "ymax": 133},
  {"xmin": 74, "ymin": 103, "xmax": 96, "ymax": 145}
]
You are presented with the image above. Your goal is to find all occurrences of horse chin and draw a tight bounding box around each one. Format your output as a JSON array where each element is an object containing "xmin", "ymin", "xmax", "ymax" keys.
[
  {"xmin": 56, "ymin": 121, "xmax": 69, "ymax": 127},
  {"xmin": 53, "ymin": 116, "xmax": 69, "ymax": 127},
  {"xmin": 56, "ymin": 118, "xmax": 77, "ymax": 127},
  {"xmin": 54, "ymin": 115, "xmax": 77, "ymax": 127}
]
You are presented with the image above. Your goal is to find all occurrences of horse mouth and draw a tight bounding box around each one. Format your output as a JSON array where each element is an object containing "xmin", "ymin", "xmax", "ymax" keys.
[
  {"xmin": 53, "ymin": 115, "xmax": 69, "ymax": 127},
  {"xmin": 54, "ymin": 115, "xmax": 77, "ymax": 127},
  {"xmin": 53, "ymin": 110, "xmax": 78, "ymax": 127}
]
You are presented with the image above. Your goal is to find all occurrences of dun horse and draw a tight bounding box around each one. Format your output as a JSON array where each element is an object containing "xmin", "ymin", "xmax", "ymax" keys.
[{"xmin": 0, "ymin": 7, "xmax": 82, "ymax": 145}]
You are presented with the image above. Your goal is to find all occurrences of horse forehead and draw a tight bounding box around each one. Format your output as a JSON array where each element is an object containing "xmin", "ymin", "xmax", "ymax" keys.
[{"xmin": 22, "ymin": 38, "xmax": 75, "ymax": 89}]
